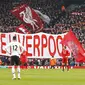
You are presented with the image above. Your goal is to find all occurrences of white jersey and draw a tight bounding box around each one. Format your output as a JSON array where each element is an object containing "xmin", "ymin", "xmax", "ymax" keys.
[{"xmin": 5, "ymin": 41, "xmax": 25, "ymax": 57}]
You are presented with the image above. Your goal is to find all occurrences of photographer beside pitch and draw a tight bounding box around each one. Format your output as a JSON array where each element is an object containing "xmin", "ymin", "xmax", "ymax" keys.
[{"xmin": 5, "ymin": 36, "xmax": 25, "ymax": 80}]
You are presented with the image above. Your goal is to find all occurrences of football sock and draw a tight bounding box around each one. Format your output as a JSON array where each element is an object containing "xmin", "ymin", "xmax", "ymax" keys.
[
  {"xmin": 12, "ymin": 66, "xmax": 16, "ymax": 78},
  {"xmin": 62, "ymin": 65, "xmax": 64, "ymax": 71},
  {"xmin": 17, "ymin": 66, "xmax": 21, "ymax": 78},
  {"xmin": 67, "ymin": 65, "xmax": 69, "ymax": 71}
]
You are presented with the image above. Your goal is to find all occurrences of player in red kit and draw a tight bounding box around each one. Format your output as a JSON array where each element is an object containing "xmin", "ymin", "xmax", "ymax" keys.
[
  {"xmin": 61, "ymin": 46, "xmax": 70, "ymax": 71},
  {"xmin": 20, "ymin": 51, "xmax": 28, "ymax": 69}
]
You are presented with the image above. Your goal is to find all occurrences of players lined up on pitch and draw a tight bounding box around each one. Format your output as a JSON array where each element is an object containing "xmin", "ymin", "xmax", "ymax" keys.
[{"xmin": 0, "ymin": 35, "xmax": 76, "ymax": 80}]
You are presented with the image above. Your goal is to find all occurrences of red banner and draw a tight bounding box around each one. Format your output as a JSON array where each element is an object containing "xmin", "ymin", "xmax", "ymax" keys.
[{"xmin": 11, "ymin": 4, "xmax": 43, "ymax": 33}]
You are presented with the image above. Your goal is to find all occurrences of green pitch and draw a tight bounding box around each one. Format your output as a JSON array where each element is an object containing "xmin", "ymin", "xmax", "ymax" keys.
[{"xmin": 0, "ymin": 68, "xmax": 85, "ymax": 85}]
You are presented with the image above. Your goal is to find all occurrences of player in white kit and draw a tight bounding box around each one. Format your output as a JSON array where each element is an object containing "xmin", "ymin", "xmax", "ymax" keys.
[{"xmin": 5, "ymin": 36, "xmax": 25, "ymax": 80}]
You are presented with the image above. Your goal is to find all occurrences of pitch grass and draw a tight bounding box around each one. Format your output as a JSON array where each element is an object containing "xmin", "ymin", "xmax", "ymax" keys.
[{"xmin": 0, "ymin": 68, "xmax": 85, "ymax": 85}]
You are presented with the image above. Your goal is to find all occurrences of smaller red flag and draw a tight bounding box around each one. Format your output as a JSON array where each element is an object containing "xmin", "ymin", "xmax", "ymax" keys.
[{"xmin": 16, "ymin": 24, "xmax": 31, "ymax": 34}]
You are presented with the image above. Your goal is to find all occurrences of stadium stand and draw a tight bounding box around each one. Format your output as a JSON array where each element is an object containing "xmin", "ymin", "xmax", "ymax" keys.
[{"xmin": 0, "ymin": 0, "xmax": 85, "ymax": 66}]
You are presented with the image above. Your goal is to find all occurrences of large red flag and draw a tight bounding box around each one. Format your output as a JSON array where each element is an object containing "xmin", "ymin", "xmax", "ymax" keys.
[
  {"xmin": 61, "ymin": 29, "xmax": 85, "ymax": 62},
  {"xmin": 76, "ymin": 52, "xmax": 85, "ymax": 62},
  {"xmin": 16, "ymin": 24, "xmax": 31, "ymax": 34},
  {"xmin": 11, "ymin": 4, "xmax": 43, "ymax": 33}
]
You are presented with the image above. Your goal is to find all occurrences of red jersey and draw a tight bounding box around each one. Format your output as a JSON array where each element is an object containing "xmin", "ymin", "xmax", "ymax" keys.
[
  {"xmin": 20, "ymin": 51, "xmax": 28, "ymax": 63},
  {"xmin": 62, "ymin": 50, "xmax": 70, "ymax": 58},
  {"xmin": 61, "ymin": 50, "xmax": 70, "ymax": 63}
]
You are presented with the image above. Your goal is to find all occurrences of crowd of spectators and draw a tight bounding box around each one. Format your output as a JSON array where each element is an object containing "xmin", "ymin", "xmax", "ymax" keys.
[
  {"xmin": 0, "ymin": 0, "xmax": 85, "ymax": 46},
  {"xmin": 0, "ymin": 0, "xmax": 85, "ymax": 66}
]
